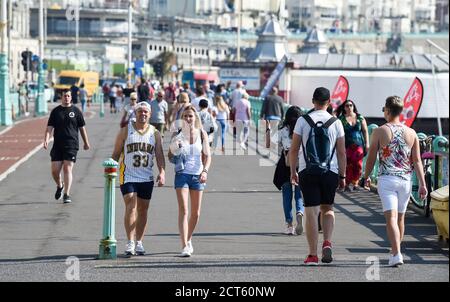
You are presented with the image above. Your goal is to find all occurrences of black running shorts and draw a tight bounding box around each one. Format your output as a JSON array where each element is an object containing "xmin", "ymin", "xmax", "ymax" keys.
[
  {"xmin": 298, "ymin": 170, "xmax": 339, "ymax": 207},
  {"xmin": 50, "ymin": 147, "xmax": 78, "ymax": 163}
]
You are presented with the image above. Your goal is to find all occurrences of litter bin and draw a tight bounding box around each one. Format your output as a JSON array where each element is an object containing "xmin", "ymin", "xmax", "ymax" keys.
[{"xmin": 430, "ymin": 185, "xmax": 449, "ymax": 241}]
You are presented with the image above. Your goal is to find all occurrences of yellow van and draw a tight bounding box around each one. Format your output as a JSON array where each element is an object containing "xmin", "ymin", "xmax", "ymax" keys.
[{"xmin": 54, "ymin": 70, "xmax": 99, "ymax": 100}]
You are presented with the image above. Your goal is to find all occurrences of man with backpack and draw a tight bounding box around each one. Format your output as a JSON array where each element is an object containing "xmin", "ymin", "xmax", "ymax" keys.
[{"xmin": 289, "ymin": 87, "xmax": 347, "ymax": 266}]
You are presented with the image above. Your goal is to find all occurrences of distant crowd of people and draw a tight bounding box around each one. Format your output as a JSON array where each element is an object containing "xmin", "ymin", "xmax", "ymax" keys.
[{"xmin": 104, "ymin": 78, "xmax": 255, "ymax": 154}]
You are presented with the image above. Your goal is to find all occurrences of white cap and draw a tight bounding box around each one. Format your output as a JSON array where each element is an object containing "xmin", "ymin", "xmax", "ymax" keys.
[{"xmin": 135, "ymin": 101, "xmax": 151, "ymax": 112}]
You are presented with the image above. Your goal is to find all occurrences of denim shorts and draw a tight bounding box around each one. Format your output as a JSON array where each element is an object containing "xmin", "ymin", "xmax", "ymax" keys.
[{"xmin": 174, "ymin": 173, "xmax": 205, "ymax": 191}]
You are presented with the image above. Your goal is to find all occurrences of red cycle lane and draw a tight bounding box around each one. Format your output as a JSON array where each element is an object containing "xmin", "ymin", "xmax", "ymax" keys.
[
  {"xmin": 0, "ymin": 117, "xmax": 49, "ymax": 181},
  {"xmin": 0, "ymin": 110, "xmax": 96, "ymax": 181}
]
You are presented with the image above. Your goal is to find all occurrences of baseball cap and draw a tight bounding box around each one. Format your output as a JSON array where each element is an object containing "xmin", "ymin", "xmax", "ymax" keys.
[{"xmin": 135, "ymin": 101, "xmax": 151, "ymax": 112}]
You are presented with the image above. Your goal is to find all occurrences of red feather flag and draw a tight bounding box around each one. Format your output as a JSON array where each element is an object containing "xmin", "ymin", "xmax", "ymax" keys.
[
  {"xmin": 330, "ymin": 76, "xmax": 350, "ymax": 109},
  {"xmin": 400, "ymin": 77, "xmax": 424, "ymax": 127}
]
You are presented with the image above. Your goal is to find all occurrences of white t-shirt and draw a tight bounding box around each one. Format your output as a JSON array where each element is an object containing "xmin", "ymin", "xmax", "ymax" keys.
[
  {"xmin": 192, "ymin": 97, "xmax": 212, "ymax": 111},
  {"xmin": 230, "ymin": 88, "xmax": 245, "ymax": 107},
  {"xmin": 192, "ymin": 97, "xmax": 201, "ymax": 111},
  {"xmin": 293, "ymin": 110, "xmax": 345, "ymax": 174}
]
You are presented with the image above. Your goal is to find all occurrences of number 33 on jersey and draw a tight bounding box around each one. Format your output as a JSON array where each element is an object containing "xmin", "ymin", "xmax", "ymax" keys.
[{"xmin": 120, "ymin": 124, "xmax": 156, "ymax": 184}]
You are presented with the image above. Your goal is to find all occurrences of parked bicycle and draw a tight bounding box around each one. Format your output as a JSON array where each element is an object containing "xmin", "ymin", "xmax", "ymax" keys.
[{"xmin": 410, "ymin": 134, "xmax": 435, "ymax": 217}]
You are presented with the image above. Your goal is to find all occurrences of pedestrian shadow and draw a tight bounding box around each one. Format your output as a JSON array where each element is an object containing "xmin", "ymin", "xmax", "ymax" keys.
[
  {"xmin": 206, "ymin": 190, "xmax": 279, "ymax": 194},
  {"xmin": 335, "ymin": 190, "xmax": 448, "ymax": 261},
  {"xmin": 0, "ymin": 254, "xmax": 98, "ymax": 264},
  {"xmin": 0, "ymin": 201, "xmax": 51, "ymax": 206},
  {"xmin": 148, "ymin": 232, "xmax": 287, "ymax": 238},
  {"xmin": 94, "ymin": 258, "xmax": 372, "ymax": 270}
]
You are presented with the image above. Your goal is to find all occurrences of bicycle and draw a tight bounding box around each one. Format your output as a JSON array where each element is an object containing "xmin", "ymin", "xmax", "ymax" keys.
[{"xmin": 410, "ymin": 135, "xmax": 435, "ymax": 217}]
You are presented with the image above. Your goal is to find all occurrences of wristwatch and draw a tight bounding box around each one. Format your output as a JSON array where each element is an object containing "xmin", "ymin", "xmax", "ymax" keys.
[
  {"xmin": 339, "ymin": 175, "xmax": 346, "ymax": 179},
  {"xmin": 202, "ymin": 169, "xmax": 208, "ymax": 174}
]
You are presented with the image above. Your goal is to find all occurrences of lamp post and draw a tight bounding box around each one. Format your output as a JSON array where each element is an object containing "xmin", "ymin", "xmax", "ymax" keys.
[
  {"xmin": 0, "ymin": 0, "xmax": 12, "ymax": 125},
  {"xmin": 236, "ymin": 0, "xmax": 242, "ymax": 62},
  {"xmin": 127, "ymin": 0, "xmax": 133, "ymax": 82},
  {"xmin": 35, "ymin": 0, "xmax": 47, "ymax": 116},
  {"xmin": 427, "ymin": 39, "xmax": 448, "ymax": 137}
]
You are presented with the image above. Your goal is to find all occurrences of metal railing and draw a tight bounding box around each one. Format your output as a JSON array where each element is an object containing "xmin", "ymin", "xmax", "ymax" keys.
[{"xmin": 248, "ymin": 96, "xmax": 306, "ymax": 127}]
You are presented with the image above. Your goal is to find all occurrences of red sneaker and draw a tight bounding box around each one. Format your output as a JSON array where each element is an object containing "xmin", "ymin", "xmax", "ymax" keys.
[
  {"xmin": 304, "ymin": 255, "xmax": 319, "ymax": 266},
  {"xmin": 322, "ymin": 240, "xmax": 333, "ymax": 263}
]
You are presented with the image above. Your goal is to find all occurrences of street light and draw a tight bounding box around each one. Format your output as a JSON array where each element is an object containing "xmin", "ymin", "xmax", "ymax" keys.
[
  {"xmin": 236, "ymin": 0, "xmax": 242, "ymax": 62},
  {"xmin": 127, "ymin": 0, "xmax": 133, "ymax": 82},
  {"xmin": 35, "ymin": 0, "xmax": 47, "ymax": 116},
  {"xmin": 0, "ymin": 0, "xmax": 12, "ymax": 125},
  {"xmin": 427, "ymin": 39, "xmax": 448, "ymax": 137}
]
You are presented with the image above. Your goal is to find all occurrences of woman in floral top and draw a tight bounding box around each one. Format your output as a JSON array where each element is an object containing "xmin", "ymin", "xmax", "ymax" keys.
[
  {"xmin": 363, "ymin": 96, "xmax": 427, "ymax": 267},
  {"xmin": 336, "ymin": 100, "xmax": 369, "ymax": 191}
]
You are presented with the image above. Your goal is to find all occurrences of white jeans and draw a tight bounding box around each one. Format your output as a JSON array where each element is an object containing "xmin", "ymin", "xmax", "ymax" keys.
[
  {"xmin": 378, "ymin": 175, "xmax": 411, "ymax": 214},
  {"xmin": 235, "ymin": 120, "xmax": 250, "ymax": 144}
]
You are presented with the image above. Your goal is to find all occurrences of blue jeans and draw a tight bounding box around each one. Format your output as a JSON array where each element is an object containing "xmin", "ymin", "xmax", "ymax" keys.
[
  {"xmin": 214, "ymin": 119, "xmax": 227, "ymax": 148},
  {"xmin": 281, "ymin": 182, "xmax": 304, "ymax": 224}
]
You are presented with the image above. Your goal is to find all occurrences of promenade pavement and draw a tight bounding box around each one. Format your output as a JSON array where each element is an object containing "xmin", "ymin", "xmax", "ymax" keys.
[{"xmin": 0, "ymin": 105, "xmax": 448, "ymax": 282}]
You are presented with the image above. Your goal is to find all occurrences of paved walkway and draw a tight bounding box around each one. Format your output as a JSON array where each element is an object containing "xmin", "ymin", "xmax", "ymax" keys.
[{"xmin": 0, "ymin": 107, "xmax": 448, "ymax": 282}]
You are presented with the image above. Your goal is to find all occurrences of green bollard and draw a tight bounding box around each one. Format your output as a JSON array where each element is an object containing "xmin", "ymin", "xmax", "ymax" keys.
[
  {"xmin": 100, "ymin": 94, "xmax": 105, "ymax": 118},
  {"xmin": 433, "ymin": 136, "xmax": 449, "ymax": 189},
  {"xmin": 99, "ymin": 159, "xmax": 118, "ymax": 260}
]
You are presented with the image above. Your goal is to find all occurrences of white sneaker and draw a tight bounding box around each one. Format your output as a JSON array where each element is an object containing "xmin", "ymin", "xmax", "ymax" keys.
[
  {"xmin": 180, "ymin": 246, "xmax": 192, "ymax": 257},
  {"xmin": 388, "ymin": 253, "xmax": 404, "ymax": 267},
  {"xmin": 284, "ymin": 225, "xmax": 295, "ymax": 235},
  {"xmin": 124, "ymin": 240, "xmax": 135, "ymax": 256},
  {"xmin": 135, "ymin": 241, "xmax": 145, "ymax": 256},
  {"xmin": 187, "ymin": 240, "xmax": 194, "ymax": 254},
  {"xmin": 295, "ymin": 213, "xmax": 304, "ymax": 235}
]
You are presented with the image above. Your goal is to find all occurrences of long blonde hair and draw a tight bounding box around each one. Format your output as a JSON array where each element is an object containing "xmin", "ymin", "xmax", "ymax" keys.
[
  {"xmin": 215, "ymin": 95, "xmax": 229, "ymax": 113},
  {"xmin": 181, "ymin": 105, "xmax": 203, "ymax": 130}
]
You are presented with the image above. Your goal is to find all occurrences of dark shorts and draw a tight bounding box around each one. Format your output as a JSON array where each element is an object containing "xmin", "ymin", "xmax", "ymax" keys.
[
  {"xmin": 50, "ymin": 147, "xmax": 78, "ymax": 162},
  {"xmin": 120, "ymin": 182, "xmax": 154, "ymax": 200},
  {"xmin": 298, "ymin": 170, "xmax": 339, "ymax": 207}
]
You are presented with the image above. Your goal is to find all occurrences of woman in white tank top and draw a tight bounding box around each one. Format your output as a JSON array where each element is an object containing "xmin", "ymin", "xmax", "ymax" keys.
[
  {"xmin": 168, "ymin": 105, "xmax": 211, "ymax": 257},
  {"xmin": 363, "ymin": 96, "xmax": 427, "ymax": 267}
]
